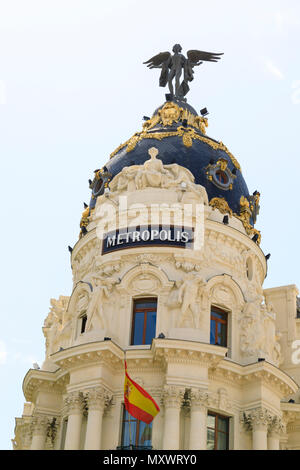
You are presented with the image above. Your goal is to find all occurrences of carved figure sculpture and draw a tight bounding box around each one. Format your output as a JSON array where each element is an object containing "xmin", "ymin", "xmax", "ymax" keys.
[
  {"xmin": 109, "ymin": 147, "xmax": 208, "ymax": 205},
  {"xmin": 43, "ymin": 296, "xmax": 69, "ymax": 356},
  {"xmin": 86, "ymin": 276, "xmax": 119, "ymax": 331},
  {"xmin": 240, "ymin": 297, "xmax": 282, "ymax": 365},
  {"xmin": 175, "ymin": 273, "xmax": 207, "ymax": 328},
  {"xmin": 144, "ymin": 44, "xmax": 223, "ymax": 99},
  {"xmin": 135, "ymin": 147, "xmax": 168, "ymax": 189},
  {"xmin": 240, "ymin": 298, "xmax": 264, "ymax": 357}
]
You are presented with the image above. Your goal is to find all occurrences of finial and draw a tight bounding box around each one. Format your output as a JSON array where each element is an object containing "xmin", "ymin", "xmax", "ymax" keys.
[
  {"xmin": 148, "ymin": 147, "xmax": 159, "ymax": 159},
  {"xmin": 143, "ymin": 45, "xmax": 223, "ymax": 99}
]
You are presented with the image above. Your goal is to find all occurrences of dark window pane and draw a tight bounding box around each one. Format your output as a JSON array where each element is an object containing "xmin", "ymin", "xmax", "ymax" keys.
[
  {"xmin": 134, "ymin": 301, "xmax": 157, "ymax": 309},
  {"xmin": 81, "ymin": 315, "xmax": 87, "ymax": 334},
  {"xmin": 207, "ymin": 414, "xmax": 216, "ymax": 428},
  {"xmin": 132, "ymin": 299, "xmax": 157, "ymax": 345},
  {"xmin": 121, "ymin": 409, "xmax": 152, "ymax": 448},
  {"xmin": 211, "ymin": 311, "xmax": 224, "ymax": 320},
  {"xmin": 132, "ymin": 312, "xmax": 145, "ymax": 345},
  {"xmin": 211, "ymin": 308, "xmax": 227, "ymax": 347},
  {"xmin": 138, "ymin": 422, "xmax": 152, "ymax": 446},
  {"xmin": 210, "ymin": 319, "xmax": 216, "ymax": 345},
  {"xmin": 145, "ymin": 311, "xmax": 156, "ymax": 344},
  {"xmin": 121, "ymin": 409, "xmax": 138, "ymax": 447},
  {"xmin": 207, "ymin": 413, "xmax": 229, "ymax": 450},
  {"xmin": 121, "ymin": 421, "xmax": 130, "ymax": 447},
  {"xmin": 218, "ymin": 416, "xmax": 228, "ymax": 433},
  {"xmin": 207, "ymin": 428, "xmax": 215, "ymax": 450},
  {"xmin": 215, "ymin": 170, "xmax": 229, "ymax": 184},
  {"xmin": 217, "ymin": 322, "xmax": 227, "ymax": 347},
  {"xmin": 217, "ymin": 431, "xmax": 227, "ymax": 450}
]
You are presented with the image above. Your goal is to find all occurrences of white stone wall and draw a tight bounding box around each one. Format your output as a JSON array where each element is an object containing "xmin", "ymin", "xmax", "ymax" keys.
[{"xmin": 13, "ymin": 155, "xmax": 300, "ymax": 450}]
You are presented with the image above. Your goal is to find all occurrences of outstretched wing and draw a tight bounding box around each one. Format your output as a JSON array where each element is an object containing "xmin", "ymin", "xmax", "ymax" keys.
[
  {"xmin": 187, "ymin": 50, "xmax": 223, "ymax": 63},
  {"xmin": 143, "ymin": 51, "xmax": 171, "ymax": 68}
]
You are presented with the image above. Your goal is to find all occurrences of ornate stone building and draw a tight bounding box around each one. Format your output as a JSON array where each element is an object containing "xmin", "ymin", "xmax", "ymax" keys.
[{"xmin": 13, "ymin": 90, "xmax": 300, "ymax": 450}]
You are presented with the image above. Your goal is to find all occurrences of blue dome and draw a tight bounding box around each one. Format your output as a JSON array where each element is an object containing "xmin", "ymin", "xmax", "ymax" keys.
[{"xmin": 88, "ymin": 99, "xmax": 257, "ymax": 225}]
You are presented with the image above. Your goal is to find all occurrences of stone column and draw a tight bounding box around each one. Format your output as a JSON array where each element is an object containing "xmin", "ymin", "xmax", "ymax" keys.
[
  {"xmin": 30, "ymin": 415, "xmax": 49, "ymax": 450},
  {"xmin": 189, "ymin": 390, "xmax": 208, "ymax": 450},
  {"xmin": 19, "ymin": 422, "xmax": 33, "ymax": 450},
  {"xmin": 243, "ymin": 408, "xmax": 272, "ymax": 450},
  {"xmin": 162, "ymin": 386, "xmax": 184, "ymax": 450},
  {"xmin": 268, "ymin": 416, "xmax": 284, "ymax": 450},
  {"xmin": 84, "ymin": 387, "xmax": 111, "ymax": 450},
  {"xmin": 64, "ymin": 391, "xmax": 84, "ymax": 450}
]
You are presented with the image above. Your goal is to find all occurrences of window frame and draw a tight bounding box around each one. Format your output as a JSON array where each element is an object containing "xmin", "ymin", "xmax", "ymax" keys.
[
  {"xmin": 207, "ymin": 411, "xmax": 230, "ymax": 450},
  {"xmin": 131, "ymin": 297, "xmax": 157, "ymax": 346},
  {"xmin": 120, "ymin": 406, "xmax": 153, "ymax": 449},
  {"xmin": 210, "ymin": 306, "xmax": 228, "ymax": 347}
]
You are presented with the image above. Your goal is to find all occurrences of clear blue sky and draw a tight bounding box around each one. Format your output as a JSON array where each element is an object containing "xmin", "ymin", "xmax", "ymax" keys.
[{"xmin": 0, "ymin": 0, "xmax": 299, "ymax": 449}]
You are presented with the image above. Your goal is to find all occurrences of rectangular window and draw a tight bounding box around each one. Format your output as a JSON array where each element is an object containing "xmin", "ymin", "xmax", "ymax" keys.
[
  {"xmin": 210, "ymin": 307, "xmax": 228, "ymax": 347},
  {"xmin": 207, "ymin": 412, "xmax": 230, "ymax": 450},
  {"xmin": 131, "ymin": 298, "xmax": 157, "ymax": 345},
  {"xmin": 119, "ymin": 407, "xmax": 152, "ymax": 449}
]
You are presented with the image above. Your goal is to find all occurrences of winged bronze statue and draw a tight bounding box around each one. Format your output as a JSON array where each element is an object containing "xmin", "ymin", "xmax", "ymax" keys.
[{"xmin": 144, "ymin": 44, "xmax": 223, "ymax": 99}]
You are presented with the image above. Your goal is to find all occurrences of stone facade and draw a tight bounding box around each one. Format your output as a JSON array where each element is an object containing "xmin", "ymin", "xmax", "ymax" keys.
[{"xmin": 13, "ymin": 145, "xmax": 300, "ymax": 450}]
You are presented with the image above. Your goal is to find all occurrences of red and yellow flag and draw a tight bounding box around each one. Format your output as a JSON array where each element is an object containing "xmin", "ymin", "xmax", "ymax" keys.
[{"xmin": 124, "ymin": 360, "xmax": 160, "ymax": 424}]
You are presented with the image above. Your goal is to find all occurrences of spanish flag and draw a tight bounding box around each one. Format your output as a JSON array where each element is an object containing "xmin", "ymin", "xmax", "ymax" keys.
[{"xmin": 124, "ymin": 361, "xmax": 160, "ymax": 424}]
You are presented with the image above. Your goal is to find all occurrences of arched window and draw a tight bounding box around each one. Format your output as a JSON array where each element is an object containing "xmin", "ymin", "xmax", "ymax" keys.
[
  {"xmin": 210, "ymin": 307, "xmax": 228, "ymax": 347},
  {"xmin": 131, "ymin": 298, "xmax": 157, "ymax": 346}
]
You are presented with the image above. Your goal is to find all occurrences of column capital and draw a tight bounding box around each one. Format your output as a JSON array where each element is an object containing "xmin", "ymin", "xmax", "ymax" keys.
[
  {"xmin": 84, "ymin": 387, "xmax": 112, "ymax": 411},
  {"xmin": 241, "ymin": 407, "xmax": 274, "ymax": 431},
  {"xmin": 189, "ymin": 389, "xmax": 209, "ymax": 411},
  {"xmin": 162, "ymin": 386, "xmax": 184, "ymax": 409},
  {"xmin": 64, "ymin": 391, "xmax": 85, "ymax": 415},
  {"xmin": 31, "ymin": 415, "xmax": 49, "ymax": 436},
  {"xmin": 268, "ymin": 415, "xmax": 284, "ymax": 438}
]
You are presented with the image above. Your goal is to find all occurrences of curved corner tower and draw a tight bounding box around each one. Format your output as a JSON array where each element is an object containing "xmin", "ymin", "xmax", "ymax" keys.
[{"xmin": 13, "ymin": 46, "xmax": 300, "ymax": 451}]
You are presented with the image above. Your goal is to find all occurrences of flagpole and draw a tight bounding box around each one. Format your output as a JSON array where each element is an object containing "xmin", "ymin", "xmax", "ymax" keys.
[
  {"xmin": 128, "ymin": 410, "xmax": 133, "ymax": 449},
  {"xmin": 125, "ymin": 350, "xmax": 133, "ymax": 449}
]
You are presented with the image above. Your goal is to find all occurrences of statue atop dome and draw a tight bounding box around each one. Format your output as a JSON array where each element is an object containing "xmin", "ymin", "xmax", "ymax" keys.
[{"xmin": 144, "ymin": 44, "xmax": 223, "ymax": 100}]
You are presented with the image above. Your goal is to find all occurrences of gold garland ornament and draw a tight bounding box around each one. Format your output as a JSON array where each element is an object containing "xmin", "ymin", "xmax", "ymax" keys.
[
  {"xmin": 109, "ymin": 102, "xmax": 241, "ymax": 171},
  {"xmin": 209, "ymin": 197, "xmax": 261, "ymax": 244}
]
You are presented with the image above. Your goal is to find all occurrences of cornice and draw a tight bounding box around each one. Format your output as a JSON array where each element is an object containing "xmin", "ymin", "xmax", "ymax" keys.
[
  {"xmin": 71, "ymin": 227, "xmax": 98, "ymax": 263},
  {"xmin": 281, "ymin": 402, "xmax": 300, "ymax": 425},
  {"xmin": 206, "ymin": 220, "xmax": 266, "ymax": 274},
  {"xmin": 24, "ymin": 339, "xmax": 297, "ymax": 404},
  {"xmin": 22, "ymin": 368, "xmax": 69, "ymax": 402},
  {"xmin": 50, "ymin": 339, "xmax": 228, "ymax": 374},
  {"xmin": 51, "ymin": 339, "xmax": 124, "ymax": 371},
  {"xmin": 264, "ymin": 285, "xmax": 299, "ymax": 297},
  {"xmin": 152, "ymin": 338, "xmax": 227, "ymax": 368},
  {"xmin": 209, "ymin": 358, "xmax": 298, "ymax": 397}
]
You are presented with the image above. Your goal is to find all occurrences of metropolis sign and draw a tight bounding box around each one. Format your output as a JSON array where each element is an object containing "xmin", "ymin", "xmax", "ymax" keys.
[{"xmin": 101, "ymin": 225, "xmax": 194, "ymax": 254}]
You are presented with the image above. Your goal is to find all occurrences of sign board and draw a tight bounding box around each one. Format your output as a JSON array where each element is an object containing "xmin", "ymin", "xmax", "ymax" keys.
[{"xmin": 102, "ymin": 225, "xmax": 194, "ymax": 254}]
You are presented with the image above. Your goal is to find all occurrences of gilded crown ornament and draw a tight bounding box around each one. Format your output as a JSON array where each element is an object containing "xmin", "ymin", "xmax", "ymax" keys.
[{"xmin": 144, "ymin": 44, "xmax": 223, "ymax": 100}]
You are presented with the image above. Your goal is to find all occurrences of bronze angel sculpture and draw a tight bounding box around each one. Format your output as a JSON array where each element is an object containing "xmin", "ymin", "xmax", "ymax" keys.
[{"xmin": 144, "ymin": 44, "xmax": 223, "ymax": 99}]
